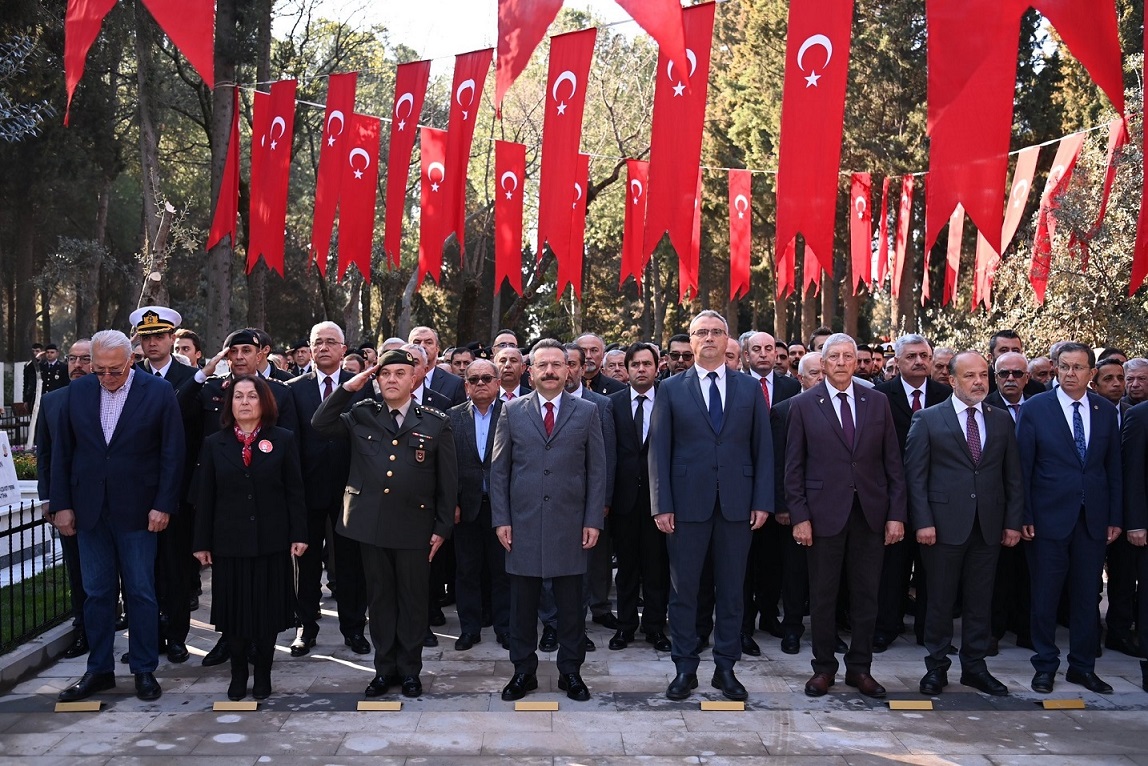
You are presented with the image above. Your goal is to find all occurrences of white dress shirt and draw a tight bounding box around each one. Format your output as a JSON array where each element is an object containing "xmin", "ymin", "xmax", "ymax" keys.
[
  {"xmin": 900, "ymin": 377, "xmax": 926, "ymax": 409},
  {"xmin": 1056, "ymin": 386, "xmax": 1090, "ymax": 446},
  {"xmin": 952, "ymin": 396, "xmax": 986, "ymax": 450},
  {"xmin": 630, "ymin": 386, "xmax": 655, "ymax": 442},
  {"xmin": 695, "ymin": 364, "xmax": 726, "ymax": 411},
  {"xmin": 828, "ymin": 382, "xmax": 857, "ymax": 428}
]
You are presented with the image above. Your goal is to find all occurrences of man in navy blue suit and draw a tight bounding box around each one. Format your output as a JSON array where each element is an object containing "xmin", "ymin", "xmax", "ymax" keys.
[
  {"xmin": 649, "ymin": 310, "xmax": 773, "ymax": 702},
  {"xmin": 51, "ymin": 330, "xmax": 185, "ymax": 703},
  {"xmin": 1017, "ymin": 342, "xmax": 1122, "ymax": 694}
]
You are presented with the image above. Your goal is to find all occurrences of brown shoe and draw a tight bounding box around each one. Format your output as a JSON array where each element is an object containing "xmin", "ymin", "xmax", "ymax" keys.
[
  {"xmin": 804, "ymin": 672, "xmax": 834, "ymax": 697},
  {"xmin": 844, "ymin": 671, "xmax": 886, "ymax": 698}
]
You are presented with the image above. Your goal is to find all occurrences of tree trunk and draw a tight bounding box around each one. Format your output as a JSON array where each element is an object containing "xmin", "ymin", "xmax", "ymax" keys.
[
  {"xmin": 397, "ymin": 269, "xmax": 418, "ymax": 341},
  {"xmin": 342, "ymin": 270, "xmax": 362, "ymax": 347},
  {"xmin": 204, "ymin": 0, "xmax": 238, "ymax": 349},
  {"xmin": 843, "ymin": 279, "xmax": 860, "ymax": 340},
  {"xmin": 246, "ymin": 0, "xmax": 274, "ymax": 332},
  {"xmin": 13, "ymin": 201, "xmax": 36, "ymax": 351},
  {"xmin": 650, "ymin": 255, "xmax": 664, "ymax": 344},
  {"xmin": 134, "ymin": 1, "xmax": 163, "ymax": 268},
  {"xmin": 800, "ymin": 286, "xmax": 817, "ymax": 346},
  {"xmin": 77, "ymin": 178, "xmax": 112, "ymax": 337},
  {"xmin": 820, "ymin": 266, "xmax": 837, "ymax": 329},
  {"xmin": 773, "ymin": 291, "xmax": 788, "ymax": 343}
]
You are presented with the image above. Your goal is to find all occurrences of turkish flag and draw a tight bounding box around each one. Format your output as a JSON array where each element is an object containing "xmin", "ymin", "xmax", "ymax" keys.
[
  {"xmin": 63, "ymin": 0, "xmax": 116, "ymax": 124},
  {"xmin": 942, "ymin": 204, "xmax": 964, "ymax": 307},
  {"xmin": 924, "ymin": 0, "xmax": 1019, "ymax": 255},
  {"xmin": 848, "ymin": 173, "xmax": 871, "ymax": 294},
  {"xmin": 681, "ymin": 168, "xmax": 703, "ymax": 303},
  {"xmin": 383, "ymin": 60, "xmax": 432, "ymax": 269},
  {"xmin": 891, "ymin": 176, "xmax": 914, "ymax": 300},
  {"xmin": 644, "ymin": 2, "xmax": 716, "ymax": 263},
  {"xmin": 802, "ymin": 237, "xmax": 821, "ymax": 294},
  {"xmin": 336, "ymin": 114, "xmax": 380, "ymax": 284},
  {"xmin": 875, "ymin": 176, "xmax": 891, "ymax": 287},
  {"xmin": 729, "ymin": 169, "xmax": 752, "ymax": 301},
  {"xmin": 558, "ymin": 153, "xmax": 591, "ymax": 301},
  {"xmin": 207, "ymin": 87, "xmax": 239, "ymax": 251},
  {"xmin": 774, "ymin": 0, "xmax": 854, "ymax": 289},
  {"xmin": 140, "ymin": 0, "xmax": 214, "ymax": 88},
  {"xmin": 248, "ymin": 80, "xmax": 296, "ymax": 276},
  {"xmin": 495, "ymin": 0, "xmax": 564, "ymax": 110},
  {"xmin": 247, "ymin": 91, "xmax": 268, "ymax": 273},
  {"xmin": 620, "ymin": 159, "xmax": 649, "ymax": 288},
  {"xmin": 1030, "ymin": 132, "xmax": 1085, "ymax": 303},
  {"xmin": 1001, "ymin": 145, "xmax": 1041, "ymax": 252},
  {"xmin": 537, "ymin": 28, "xmax": 597, "ymax": 267},
  {"xmin": 445, "ymin": 48, "xmax": 493, "ymax": 257},
  {"xmin": 776, "ymin": 239, "xmax": 797, "ymax": 300},
  {"xmin": 614, "ymin": 0, "xmax": 688, "ymax": 91},
  {"xmin": 971, "ymin": 233, "xmax": 998, "ymax": 310},
  {"xmin": 309, "ymin": 72, "xmax": 358, "ymax": 276},
  {"xmin": 418, "ymin": 127, "xmax": 449, "ymax": 288},
  {"xmin": 1031, "ymin": 0, "xmax": 1124, "ymax": 115},
  {"xmin": 494, "ymin": 140, "xmax": 526, "ymax": 295},
  {"xmin": 1071, "ymin": 117, "xmax": 1128, "ymax": 266}
]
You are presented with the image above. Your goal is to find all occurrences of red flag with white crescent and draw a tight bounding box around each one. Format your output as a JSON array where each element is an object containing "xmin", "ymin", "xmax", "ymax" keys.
[
  {"xmin": 971, "ymin": 232, "xmax": 997, "ymax": 310},
  {"xmin": 537, "ymin": 28, "xmax": 597, "ymax": 268},
  {"xmin": 614, "ymin": 0, "xmax": 688, "ymax": 91},
  {"xmin": 681, "ymin": 168, "xmax": 703, "ymax": 303},
  {"xmin": 1135, "ymin": 25, "xmax": 1148, "ymax": 296},
  {"xmin": 620, "ymin": 160, "xmax": 649, "ymax": 288},
  {"xmin": 63, "ymin": 0, "xmax": 116, "ymax": 125},
  {"xmin": 207, "ymin": 87, "xmax": 240, "ymax": 252},
  {"xmin": 774, "ymin": 0, "xmax": 854, "ymax": 288},
  {"xmin": 139, "ymin": 0, "xmax": 215, "ymax": 88},
  {"xmin": 1031, "ymin": 0, "xmax": 1125, "ymax": 115},
  {"xmin": 875, "ymin": 176, "xmax": 891, "ymax": 287},
  {"xmin": 1001, "ymin": 145, "xmax": 1040, "ymax": 253},
  {"xmin": 383, "ymin": 60, "xmax": 432, "ymax": 269},
  {"xmin": 247, "ymin": 91, "xmax": 268, "ymax": 273},
  {"xmin": 942, "ymin": 203, "xmax": 964, "ymax": 307},
  {"xmin": 309, "ymin": 72, "xmax": 358, "ymax": 276},
  {"xmin": 418, "ymin": 127, "xmax": 449, "ymax": 288},
  {"xmin": 494, "ymin": 140, "xmax": 525, "ymax": 295},
  {"xmin": 335, "ymin": 114, "xmax": 380, "ymax": 284},
  {"xmin": 1030, "ymin": 132, "xmax": 1085, "ymax": 303},
  {"xmin": 776, "ymin": 239, "xmax": 797, "ymax": 300},
  {"xmin": 891, "ymin": 176, "xmax": 914, "ymax": 300},
  {"xmin": 495, "ymin": 0, "xmax": 564, "ymax": 111},
  {"xmin": 248, "ymin": 80, "xmax": 296, "ymax": 276},
  {"xmin": 803, "ymin": 238, "xmax": 821, "ymax": 294},
  {"xmin": 848, "ymin": 173, "xmax": 871, "ymax": 293},
  {"xmin": 559, "ymin": 153, "xmax": 591, "ymax": 301},
  {"xmin": 644, "ymin": 2, "xmax": 716, "ymax": 263},
  {"xmin": 445, "ymin": 48, "xmax": 493, "ymax": 257},
  {"xmin": 1071, "ymin": 117, "xmax": 1128, "ymax": 267},
  {"xmin": 729, "ymin": 169, "xmax": 752, "ymax": 301}
]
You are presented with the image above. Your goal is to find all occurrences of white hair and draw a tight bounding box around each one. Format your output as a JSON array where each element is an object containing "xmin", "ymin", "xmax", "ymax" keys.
[
  {"xmin": 821, "ymin": 333, "xmax": 857, "ymax": 358},
  {"xmin": 402, "ymin": 343, "xmax": 428, "ymax": 365},
  {"xmin": 893, "ymin": 333, "xmax": 931, "ymax": 357},
  {"xmin": 688, "ymin": 310, "xmax": 728, "ymax": 334},
  {"xmin": 310, "ymin": 321, "xmax": 345, "ymax": 344},
  {"xmin": 798, "ymin": 351, "xmax": 822, "ymax": 376},
  {"xmin": 91, "ymin": 329, "xmax": 132, "ymax": 359}
]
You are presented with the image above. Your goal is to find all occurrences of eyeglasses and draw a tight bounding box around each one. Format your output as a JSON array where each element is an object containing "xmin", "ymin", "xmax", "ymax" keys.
[
  {"xmin": 690, "ymin": 328, "xmax": 727, "ymax": 338},
  {"xmin": 494, "ymin": 341, "xmax": 518, "ymax": 349},
  {"xmin": 93, "ymin": 366, "xmax": 129, "ymax": 378},
  {"xmin": 311, "ymin": 339, "xmax": 344, "ymax": 348},
  {"xmin": 1058, "ymin": 364, "xmax": 1090, "ymax": 374},
  {"xmin": 667, "ymin": 351, "xmax": 694, "ymax": 361},
  {"xmin": 996, "ymin": 369, "xmax": 1026, "ymax": 379},
  {"xmin": 66, "ymin": 355, "xmax": 92, "ymax": 364},
  {"xmin": 466, "ymin": 374, "xmax": 496, "ymax": 385}
]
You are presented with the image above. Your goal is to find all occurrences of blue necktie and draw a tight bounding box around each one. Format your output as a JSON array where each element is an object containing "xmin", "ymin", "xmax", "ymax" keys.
[
  {"xmin": 707, "ymin": 371, "xmax": 723, "ymax": 432},
  {"xmin": 1072, "ymin": 401, "xmax": 1086, "ymax": 463}
]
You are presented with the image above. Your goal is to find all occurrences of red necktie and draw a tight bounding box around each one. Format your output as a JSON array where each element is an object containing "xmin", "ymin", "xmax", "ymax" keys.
[
  {"xmin": 322, "ymin": 376, "xmax": 333, "ymax": 400},
  {"xmin": 911, "ymin": 389, "xmax": 922, "ymax": 412},
  {"xmin": 760, "ymin": 376, "xmax": 771, "ymax": 408},
  {"xmin": 505, "ymin": 391, "xmax": 515, "ymax": 400},
  {"xmin": 543, "ymin": 401, "xmax": 555, "ymax": 436}
]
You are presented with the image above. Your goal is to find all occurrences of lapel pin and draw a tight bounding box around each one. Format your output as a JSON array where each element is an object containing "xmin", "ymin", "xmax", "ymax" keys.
[
  {"xmin": 818, "ymin": 398, "xmax": 824, "ymax": 404},
  {"xmin": 258, "ymin": 440, "xmax": 273, "ymax": 453}
]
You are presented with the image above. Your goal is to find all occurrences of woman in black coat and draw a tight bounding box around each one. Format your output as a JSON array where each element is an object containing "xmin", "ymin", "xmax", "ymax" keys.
[{"xmin": 193, "ymin": 375, "xmax": 307, "ymax": 701}]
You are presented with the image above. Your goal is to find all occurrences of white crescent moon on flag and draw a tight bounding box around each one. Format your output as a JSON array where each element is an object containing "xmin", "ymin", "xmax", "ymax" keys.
[
  {"xmin": 630, "ymin": 179, "xmax": 644, "ymax": 203},
  {"xmin": 500, "ymin": 171, "xmax": 518, "ymax": 192},
  {"xmin": 394, "ymin": 92, "xmax": 415, "ymax": 119},
  {"xmin": 270, "ymin": 116, "xmax": 287, "ymax": 139},
  {"xmin": 573, "ymin": 182, "xmax": 583, "ymax": 208},
  {"xmin": 796, "ymin": 34, "xmax": 833, "ymax": 71},
  {"xmin": 1044, "ymin": 165, "xmax": 1065, "ymax": 193},
  {"xmin": 734, "ymin": 194, "xmax": 749, "ymax": 214},
  {"xmin": 666, "ymin": 49, "xmax": 698, "ymax": 83},
  {"xmin": 1010, "ymin": 179, "xmax": 1029, "ymax": 207},
  {"xmin": 455, "ymin": 79, "xmax": 476, "ymax": 107},
  {"xmin": 326, "ymin": 110, "xmax": 344, "ymax": 136},
  {"xmin": 552, "ymin": 71, "xmax": 577, "ymax": 102},
  {"xmin": 854, "ymin": 196, "xmax": 867, "ymax": 218},
  {"xmin": 348, "ymin": 147, "xmax": 371, "ymax": 171},
  {"xmin": 427, "ymin": 162, "xmax": 446, "ymax": 183}
]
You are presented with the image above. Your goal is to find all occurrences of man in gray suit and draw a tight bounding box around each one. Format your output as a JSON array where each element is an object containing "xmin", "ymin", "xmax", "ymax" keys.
[
  {"xmin": 491, "ymin": 339, "xmax": 607, "ymax": 702},
  {"xmin": 904, "ymin": 351, "xmax": 1023, "ymax": 696}
]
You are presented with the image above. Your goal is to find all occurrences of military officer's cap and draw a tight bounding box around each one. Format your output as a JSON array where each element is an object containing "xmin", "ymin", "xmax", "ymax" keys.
[
  {"xmin": 130, "ymin": 306, "xmax": 182, "ymax": 336},
  {"xmin": 379, "ymin": 349, "xmax": 418, "ymax": 368},
  {"xmin": 224, "ymin": 329, "xmax": 261, "ymax": 348}
]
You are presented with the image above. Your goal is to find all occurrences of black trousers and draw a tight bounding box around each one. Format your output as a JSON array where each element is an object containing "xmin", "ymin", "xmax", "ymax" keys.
[
  {"xmin": 587, "ymin": 525, "xmax": 614, "ymax": 619},
  {"xmin": 1134, "ymin": 543, "xmax": 1148, "ymax": 655},
  {"xmin": 780, "ymin": 527, "xmax": 809, "ymax": 637},
  {"xmin": 743, "ymin": 517, "xmax": 784, "ymax": 633},
  {"xmin": 296, "ymin": 502, "xmax": 367, "ymax": 638},
  {"xmin": 1105, "ymin": 534, "xmax": 1139, "ymax": 637},
  {"xmin": 360, "ymin": 544, "xmax": 429, "ymax": 678},
  {"xmin": 155, "ymin": 502, "xmax": 196, "ymax": 643},
  {"xmin": 61, "ymin": 533, "xmax": 86, "ymax": 628},
  {"xmin": 510, "ymin": 573, "xmax": 584, "ymax": 675},
  {"xmin": 991, "ymin": 541, "xmax": 1031, "ymax": 641},
  {"xmin": 610, "ymin": 503, "xmax": 669, "ymax": 634},
  {"xmin": 920, "ymin": 530, "xmax": 1000, "ymax": 674},
  {"xmin": 875, "ymin": 536, "xmax": 924, "ymax": 641},
  {"xmin": 455, "ymin": 498, "xmax": 509, "ymax": 637}
]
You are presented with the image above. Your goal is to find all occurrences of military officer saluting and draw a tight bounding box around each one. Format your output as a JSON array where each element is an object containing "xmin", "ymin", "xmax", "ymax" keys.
[{"xmin": 312, "ymin": 349, "xmax": 458, "ymax": 699}]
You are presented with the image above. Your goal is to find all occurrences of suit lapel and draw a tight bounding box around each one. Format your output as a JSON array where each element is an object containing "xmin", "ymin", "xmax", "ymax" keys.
[
  {"xmin": 888, "ymin": 378, "xmax": 912, "ymax": 418},
  {"xmin": 522, "ymin": 391, "xmax": 549, "ymax": 442},
  {"xmin": 220, "ymin": 429, "xmax": 250, "ymax": 471},
  {"xmin": 853, "ymin": 387, "xmax": 870, "ymax": 448},
  {"xmin": 548, "ymin": 392, "xmax": 576, "ymax": 440},
  {"xmin": 462, "ymin": 402, "xmax": 481, "ymax": 462},
  {"xmin": 815, "ymin": 382, "xmax": 853, "ymax": 451},
  {"xmin": 940, "ymin": 402, "xmax": 976, "ymax": 467}
]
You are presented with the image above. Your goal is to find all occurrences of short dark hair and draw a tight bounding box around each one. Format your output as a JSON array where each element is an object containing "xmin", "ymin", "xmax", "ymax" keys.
[
  {"xmin": 1095, "ymin": 357, "xmax": 1124, "ymax": 373},
  {"xmin": 494, "ymin": 328, "xmax": 518, "ymax": 341},
  {"xmin": 988, "ymin": 329, "xmax": 1022, "ymax": 355},
  {"xmin": 856, "ymin": 344, "xmax": 873, "ymax": 355},
  {"xmin": 450, "ymin": 347, "xmax": 474, "ymax": 362},
  {"xmin": 808, "ymin": 326, "xmax": 833, "ymax": 347},
  {"xmin": 1057, "ymin": 341, "xmax": 1096, "ymax": 368},
  {"xmin": 219, "ymin": 375, "xmax": 279, "ymax": 430},
  {"xmin": 1098, "ymin": 347, "xmax": 1127, "ymax": 361},
  {"xmin": 624, "ymin": 341, "xmax": 660, "ymax": 368},
  {"xmin": 668, "ymin": 333, "xmax": 690, "ymax": 346},
  {"xmin": 775, "ymin": 339, "xmax": 788, "ymax": 351},
  {"xmin": 564, "ymin": 343, "xmax": 585, "ymax": 365},
  {"xmin": 531, "ymin": 338, "xmax": 568, "ymax": 360},
  {"xmin": 173, "ymin": 328, "xmax": 203, "ymax": 353}
]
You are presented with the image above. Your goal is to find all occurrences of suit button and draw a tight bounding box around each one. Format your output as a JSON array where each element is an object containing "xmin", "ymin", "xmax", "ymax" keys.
[
  {"xmin": 247, "ymin": 495, "xmax": 252, "ymax": 500},
  {"xmin": 384, "ymin": 488, "xmax": 391, "ymax": 494},
  {"xmin": 392, "ymin": 440, "xmax": 399, "ymax": 446},
  {"xmin": 249, "ymin": 516, "xmax": 255, "ymax": 521},
  {"xmin": 387, "ymin": 471, "xmax": 393, "ymax": 477},
  {"xmin": 545, "ymin": 444, "xmax": 551, "ymax": 450},
  {"xmin": 544, "ymin": 470, "xmax": 550, "ymax": 475},
  {"xmin": 970, "ymin": 493, "xmax": 976, "ymax": 499},
  {"xmin": 389, "ymin": 455, "xmax": 396, "ymax": 461},
  {"xmin": 851, "ymin": 462, "xmax": 856, "ymax": 467},
  {"xmin": 544, "ymin": 496, "xmax": 550, "ymax": 501}
]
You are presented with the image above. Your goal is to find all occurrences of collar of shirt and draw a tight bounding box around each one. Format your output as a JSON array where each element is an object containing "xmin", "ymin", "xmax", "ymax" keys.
[
  {"xmin": 694, "ymin": 363, "xmax": 727, "ymax": 383},
  {"xmin": 391, "ymin": 398, "xmax": 413, "ymax": 422},
  {"xmin": 538, "ymin": 391, "xmax": 562, "ymax": 416},
  {"xmin": 500, "ymin": 385, "xmax": 520, "ymax": 399},
  {"xmin": 424, "ymin": 367, "xmax": 435, "ymax": 389},
  {"xmin": 950, "ymin": 396, "xmax": 982, "ymax": 417},
  {"xmin": 900, "ymin": 376, "xmax": 925, "ymax": 404},
  {"xmin": 317, "ymin": 370, "xmax": 339, "ymax": 392},
  {"xmin": 569, "ymin": 382, "xmax": 584, "ymax": 398},
  {"xmin": 828, "ymin": 381, "xmax": 856, "ymax": 400},
  {"xmin": 412, "ymin": 383, "xmax": 428, "ymax": 403},
  {"xmin": 150, "ymin": 359, "xmax": 172, "ymax": 378},
  {"xmin": 1056, "ymin": 386, "xmax": 1087, "ymax": 408},
  {"xmin": 630, "ymin": 386, "xmax": 655, "ymax": 404},
  {"xmin": 261, "ymin": 364, "xmax": 275, "ymax": 378}
]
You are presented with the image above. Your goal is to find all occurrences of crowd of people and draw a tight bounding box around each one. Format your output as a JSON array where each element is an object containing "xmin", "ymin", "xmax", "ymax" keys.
[{"xmin": 28, "ymin": 306, "xmax": 1148, "ymax": 706}]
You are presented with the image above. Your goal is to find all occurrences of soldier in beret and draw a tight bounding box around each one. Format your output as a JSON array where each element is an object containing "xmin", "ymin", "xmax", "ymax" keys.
[{"xmin": 312, "ymin": 349, "xmax": 458, "ymax": 699}]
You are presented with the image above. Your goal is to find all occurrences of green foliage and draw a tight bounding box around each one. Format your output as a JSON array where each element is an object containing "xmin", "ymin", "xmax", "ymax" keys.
[{"xmin": 11, "ymin": 447, "xmax": 36, "ymax": 480}]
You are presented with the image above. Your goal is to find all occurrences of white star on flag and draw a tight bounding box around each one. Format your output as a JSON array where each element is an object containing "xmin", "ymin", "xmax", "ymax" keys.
[
  {"xmin": 804, "ymin": 72, "xmax": 821, "ymax": 87},
  {"xmin": 556, "ymin": 102, "xmax": 567, "ymax": 115},
  {"xmin": 672, "ymin": 82, "xmax": 685, "ymax": 97}
]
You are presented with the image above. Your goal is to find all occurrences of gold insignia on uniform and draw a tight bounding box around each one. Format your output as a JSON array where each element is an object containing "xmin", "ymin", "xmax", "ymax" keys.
[{"xmin": 415, "ymin": 449, "xmax": 426, "ymax": 463}]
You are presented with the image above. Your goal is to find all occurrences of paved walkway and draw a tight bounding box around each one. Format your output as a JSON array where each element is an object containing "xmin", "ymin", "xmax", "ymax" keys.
[{"xmin": 3, "ymin": 575, "xmax": 1148, "ymax": 765}]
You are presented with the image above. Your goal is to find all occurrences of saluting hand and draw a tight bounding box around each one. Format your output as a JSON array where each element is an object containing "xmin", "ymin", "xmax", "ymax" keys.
[
  {"xmin": 342, "ymin": 364, "xmax": 381, "ymax": 393},
  {"xmin": 203, "ymin": 345, "xmax": 230, "ymax": 377}
]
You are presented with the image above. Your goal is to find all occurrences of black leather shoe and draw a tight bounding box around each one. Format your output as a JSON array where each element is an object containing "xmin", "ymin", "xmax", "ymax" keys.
[
  {"xmin": 401, "ymin": 675, "xmax": 423, "ymax": 698},
  {"xmin": 115, "ymin": 614, "xmax": 128, "ymax": 631},
  {"xmin": 608, "ymin": 630, "xmax": 634, "ymax": 650},
  {"xmin": 344, "ymin": 633, "xmax": 371, "ymax": 654},
  {"xmin": 497, "ymin": 632, "xmax": 511, "ymax": 650},
  {"xmin": 592, "ymin": 613, "xmax": 619, "ymax": 629},
  {"xmin": 582, "ymin": 634, "xmax": 596, "ymax": 652},
  {"xmin": 1104, "ymin": 631, "xmax": 1144, "ymax": 658},
  {"xmin": 365, "ymin": 675, "xmax": 398, "ymax": 697},
  {"xmin": 666, "ymin": 672, "xmax": 698, "ymax": 700},
  {"xmin": 423, "ymin": 630, "xmax": 439, "ymax": 648},
  {"xmin": 62, "ymin": 633, "xmax": 89, "ymax": 659},
  {"xmin": 834, "ymin": 635, "xmax": 848, "ymax": 654},
  {"xmin": 429, "ymin": 607, "xmax": 447, "ymax": 627},
  {"xmin": 781, "ymin": 634, "xmax": 800, "ymax": 655},
  {"xmin": 645, "ymin": 631, "xmax": 672, "ymax": 652},
  {"xmin": 501, "ymin": 672, "xmax": 538, "ymax": 701},
  {"xmin": 760, "ymin": 616, "xmax": 785, "ymax": 639},
  {"xmin": 188, "ymin": 595, "xmax": 200, "ymax": 612},
  {"xmin": 695, "ymin": 635, "xmax": 711, "ymax": 653},
  {"xmin": 58, "ymin": 671, "xmax": 116, "ymax": 701},
  {"xmin": 740, "ymin": 632, "xmax": 761, "ymax": 657},
  {"xmin": 1031, "ymin": 671, "xmax": 1055, "ymax": 693},
  {"xmin": 960, "ymin": 670, "xmax": 1008, "ymax": 696},
  {"xmin": 455, "ymin": 633, "xmax": 481, "ymax": 651},
  {"xmin": 202, "ymin": 638, "xmax": 230, "ymax": 667},
  {"xmin": 167, "ymin": 641, "xmax": 189, "ymax": 663},
  {"xmin": 872, "ymin": 634, "xmax": 891, "ymax": 653},
  {"xmin": 539, "ymin": 626, "xmax": 558, "ymax": 652},
  {"xmin": 919, "ymin": 668, "xmax": 948, "ymax": 695},
  {"xmin": 290, "ymin": 628, "xmax": 317, "ymax": 657},
  {"xmin": 558, "ymin": 672, "xmax": 591, "ymax": 701},
  {"xmin": 711, "ymin": 668, "xmax": 748, "ymax": 701},
  {"xmin": 134, "ymin": 672, "xmax": 162, "ymax": 701},
  {"xmin": 1065, "ymin": 667, "xmax": 1113, "ymax": 694}
]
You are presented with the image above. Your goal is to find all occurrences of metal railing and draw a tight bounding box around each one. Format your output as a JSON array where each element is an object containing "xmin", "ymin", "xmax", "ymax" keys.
[{"xmin": 0, "ymin": 501, "xmax": 72, "ymax": 655}]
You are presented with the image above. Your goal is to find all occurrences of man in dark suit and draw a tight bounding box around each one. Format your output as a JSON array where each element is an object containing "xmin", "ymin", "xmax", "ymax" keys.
[
  {"xmin": 649, "ymin": 311, "xmax": 773, "ymax": 702},
  {"xmin": 987, "ymin": 330, "xmax": 1047, "ymax": 399},
  {"xmin": 905, "ymin": 351, "xmax": 1024, "ymax": 696},
  {"xmin": 495, "ymin": 346, "xmax": 531, "ymax": 401},
  {"xmin": 786, "ymin": 333, "xmax": 907, "ymax": 699},
  {"xmin": 606, "ymin": 342, "xmax": 670, "ymax": 651},
  {"xmin": 740, "ymin": 331, "xmax": 801, "ymax": 654},
  {"xmin": 52, "ymin": 330, "xmax": 185, "ymax": 703},
  {"xmin": 404, "ymin": 343, "xmax": 454, "ymax": 413},
  {"xmin": 39, "ymin": 343, "xmax": 69, "ymax": 395},
  {"xmin": 491, "ymin": 339, "xmax": 606, "ymax": 703},
  {"xmin": 1121, "ymin": 400, "xmax": 1148, "ymax": 689},
  {"xmin": 576, "ymin": 333, "xmax": 627, "ymax": 396},
  {"xmin": 873, "ymin": 334, "xmax": 952, "ymax": 651},
  {"xmin": 1018, "ymin": 342, "xmax": 1122, "ymax": 694},
  {"xmin": 409, "ymin": 326, "xmax": 466, "ymax": 406},
  {"xmin": 448, "ymin": 359, "xmax": 509, "ymax": 650},
  {"xmin": 287, "ymin": 321, "xmax": 372, "ymax": 657},
  {"xmin": 313, "ymin": 348, "xmax": 458, "ymax": 699}
]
